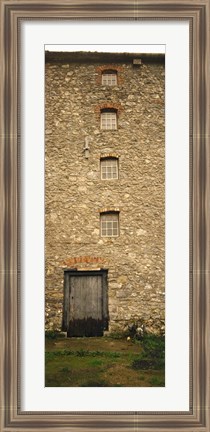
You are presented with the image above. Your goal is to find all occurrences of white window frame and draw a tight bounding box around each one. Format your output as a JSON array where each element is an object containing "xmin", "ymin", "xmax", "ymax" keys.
[
  {"xmin": 100, "ymin": 158, "xmax": 119, "ymax": 180},
  {"xmin": 100, "ymin": 111, "xmax": 117, "ymax": 130},
  {"xmin": 102, "ymin": 70, "xmax": 117, "ymax": 86},
  {"xmin": 100, "ymin": 212, "xmax": 119, "ymax": 237}
]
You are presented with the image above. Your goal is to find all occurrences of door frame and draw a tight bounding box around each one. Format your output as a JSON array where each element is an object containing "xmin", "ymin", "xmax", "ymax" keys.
[{"xmin": 62, "ymin": 269, "xmax": 109, "ymax": 335}]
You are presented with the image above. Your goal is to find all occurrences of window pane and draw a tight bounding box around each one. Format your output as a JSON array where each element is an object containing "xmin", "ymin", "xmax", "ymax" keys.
[
  {"xmin": 100, "ymin": 212, "xmax": 119, "ymax": 237},
  {"xmin": 100, "ymin": 158, "xmax": 118, "ymax": 180},
  {"xmin": 102, "ymin": 72, "xmax": 117, "ymax": 86},
  {"xmin": 101, "ymin": 112, "xmax": 117, "ymax": 130}
]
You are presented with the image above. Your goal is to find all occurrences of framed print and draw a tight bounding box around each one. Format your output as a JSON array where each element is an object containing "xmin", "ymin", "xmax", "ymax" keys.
[
  {"xmin": 1, "ymin": 0, "xmax": 210, "ymax": 431},
  {"xmin": 44, "ymin": 45, "xmax": 166, "ymax": 390}
]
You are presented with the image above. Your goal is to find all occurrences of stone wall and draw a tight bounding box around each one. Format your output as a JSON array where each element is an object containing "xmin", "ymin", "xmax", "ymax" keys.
[{"xmin": 45, "ymin": 51, "xmax": 165, "ymax": 335}]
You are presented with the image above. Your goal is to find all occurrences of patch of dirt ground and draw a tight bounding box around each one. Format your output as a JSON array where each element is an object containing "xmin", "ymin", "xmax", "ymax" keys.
[{"xmin": 46, "ymin": 336, "xmax": 142, "ymax": 353}]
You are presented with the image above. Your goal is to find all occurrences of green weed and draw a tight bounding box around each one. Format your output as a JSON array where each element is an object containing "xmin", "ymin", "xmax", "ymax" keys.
[
  {"xmin": 89, "ymin": 359, "xmax": 103, "ymax": 367},
  {"xmin": 59, "ymin": 366, "xmax": 71, "ymax": 373},
  {"xmin": 46, "ymin": 349, "xmax": 121, "ymax": 359},
  {"xmin": 131, "ymin": 334, "xmax": 165, "ymax": 370},
  {"xmin": 45, "ymin": 330, "xmax": 65, "ymax": 340},
  {"xmin": 149, "ymin": 376, "xmax": 165, "ymax": 386}
]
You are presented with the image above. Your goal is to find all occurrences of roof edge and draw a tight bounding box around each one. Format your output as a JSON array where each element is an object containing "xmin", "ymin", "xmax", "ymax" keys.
[{"xmin": 45, "ymin": 51, "xmax": 165, "ymax": 64}]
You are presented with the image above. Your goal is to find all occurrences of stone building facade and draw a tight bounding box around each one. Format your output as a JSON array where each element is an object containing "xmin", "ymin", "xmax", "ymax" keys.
[{"xmin": 45, "ymin": 51, "xmax": 165, "ymax": 335}]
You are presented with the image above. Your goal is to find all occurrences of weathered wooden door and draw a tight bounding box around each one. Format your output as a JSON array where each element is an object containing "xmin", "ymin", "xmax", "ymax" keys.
[{"xmin": 62, "ymin": 270, "xmax": 108, "ymax": 337}]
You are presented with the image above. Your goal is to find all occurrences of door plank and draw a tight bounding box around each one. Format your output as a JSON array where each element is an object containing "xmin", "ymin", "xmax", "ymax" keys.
[{"xmin": 68, "ymin": 275, "xmax": 103, "ymax": 337}]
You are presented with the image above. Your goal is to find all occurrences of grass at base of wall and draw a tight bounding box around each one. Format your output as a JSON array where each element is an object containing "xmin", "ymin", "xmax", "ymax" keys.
[{"xmin": 45, "ymin": 334, "xmax": 165, "ymax": 387}]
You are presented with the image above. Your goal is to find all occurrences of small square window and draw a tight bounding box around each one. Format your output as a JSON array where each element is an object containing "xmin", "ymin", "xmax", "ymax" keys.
[
  {"xmin": 102, "ymin": 71, "xmax": 117, "ymax": 86},
  {"xmin": 100, "ymin": 158, "xmax": 119, "ymax": 180},
  {"xmin": 100, "ymin": 212, "xmax": 119, "ymax": 237}
]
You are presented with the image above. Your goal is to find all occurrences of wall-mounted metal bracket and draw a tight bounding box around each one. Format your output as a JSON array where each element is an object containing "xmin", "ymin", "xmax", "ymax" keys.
[{"xmin": 83, "ymin": 136, "xmax": 90, "ymax": 158}]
